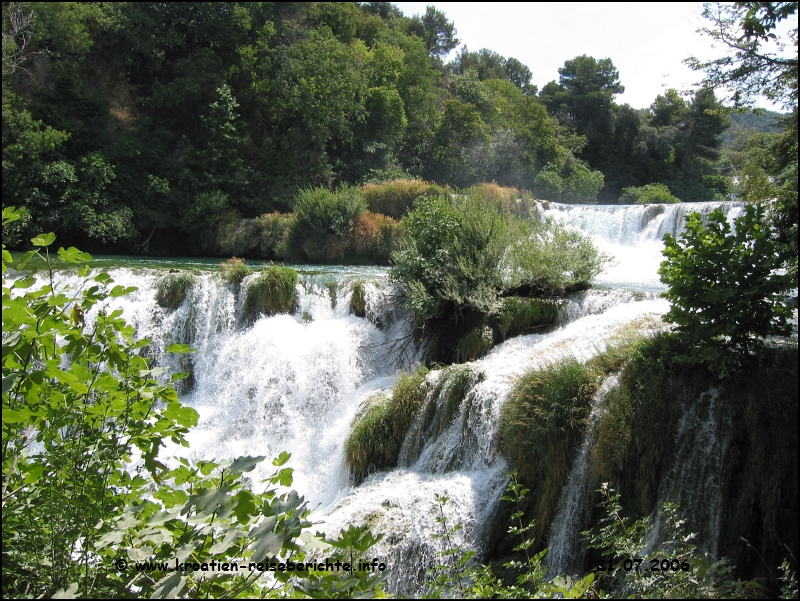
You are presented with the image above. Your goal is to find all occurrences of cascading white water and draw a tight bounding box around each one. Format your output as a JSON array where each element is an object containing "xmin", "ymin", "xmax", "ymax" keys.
[
  {"xmin": 546, "ymin": 373, "xmax": 622, "ymax": 577},
  {"xmin": 540, "ymin": 201, "xmax": 746, "ymax": 291},
  {"xmin": 645, "ymin": 388, "xmax": 732, "ymax": 559},
  {"xmin": 30, "ymin": 200, "xmax": 747, "ymax": 593}
]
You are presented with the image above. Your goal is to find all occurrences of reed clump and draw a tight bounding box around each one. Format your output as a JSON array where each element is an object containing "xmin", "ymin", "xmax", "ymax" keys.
[
  {"xmin": 243, "ymin": 267, "xmax": 298, "ymax": 319},
  {"xmin": 217, "ymin": 213, "xmax": 261, "ymax": 257},
  {"xmin": 221, "ymin": 257, "xmax": 249, "ymax": 287},
  {"xmin": 344, "ymin": 365, "xmax": 429, "ymax": 484},
  {"xmin": 495, "ymin": 297, "xmax": 561, "ymax": 340},
  {"xmin": 349, "ymin": 280, "xmax": 366, "ymax": 317},
  {"xmin": 283, "ymin": 185, "xmax": 367, "ymax": 262},
  {"xmin": 427, "ymin": 365, "xmax": 477, "ymax": 440},
  {"xmin": 499, "ymin": 359, "xmax": 599, "ymax": 540},
  {"xmin": 156, "ymin": 272, "xmax": 195, "ymax": 309},
  {"xmin": 349, "ymin": 211, "xmax": 403, "ymax": 264},
  {"xmin": 360, "ymin": 179, "xmax": 448, "ymax": 219},
  {"xmin": 466, "ymin": 182, "xmax": 535, "ymax": 217},
  {"xmin": 457, "ymin": 325, "xmax": 494, "ymax": 362},
  {"xmin": 257, "ymin": 212, "xmax": 294, "ymax": 258}
]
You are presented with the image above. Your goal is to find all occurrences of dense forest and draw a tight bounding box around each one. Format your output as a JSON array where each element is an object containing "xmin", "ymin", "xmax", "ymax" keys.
[{"xmin": 3, "ymin": 1, "xmax": 791, "ymax": 256}]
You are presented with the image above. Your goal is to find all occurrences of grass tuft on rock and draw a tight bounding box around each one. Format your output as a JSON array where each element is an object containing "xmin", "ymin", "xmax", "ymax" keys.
[
  {"xmin": 156, "ymin": 272, "xmax": 195, "ymax": 309},
  {"xmin": 344, "ymin": 365, "xmax": 429, "ymax": 484},
  {"xmin": 495, "ymin": 297, "xmax": 561, "ymax": 340},
  {"xmin": 350, "ymin": 280, "xmax": 366, "ymax": 317},
  {"xmin": 499, "ymin": 359, "xmax": 599, "ymax": 540},
  {"xmin": 243, "ymin": 267, "xmax": 297, "ymax": 320},
  {"xmin": 221, "ymin": 257, "xmax": 249, "ymax": 288},
  {"xmin": 457, "ymin": 325, "xmax": 494, "ymax": 362}
]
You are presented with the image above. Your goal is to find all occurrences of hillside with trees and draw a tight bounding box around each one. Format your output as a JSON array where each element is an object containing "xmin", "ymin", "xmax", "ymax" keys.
[{"xmin": 1, "ymin": 1, "xmax": 768, "ymax": 256}]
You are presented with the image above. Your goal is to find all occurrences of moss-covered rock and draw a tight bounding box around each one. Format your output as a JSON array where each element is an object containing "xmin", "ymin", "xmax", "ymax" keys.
[
  {"xmin": 344, "ymin": 366, "xmax": 429, "ymax": 484},
  {"xmin": 243, "ymin": 267, "xmax": 297, "ymax": 319},
  {"xmin": 349, "ymin": 280, "xmax": 366, "ymax": 318},
  {"xmin": 156, "ymin": 272, "xmax": 195, "ymax": 310}
]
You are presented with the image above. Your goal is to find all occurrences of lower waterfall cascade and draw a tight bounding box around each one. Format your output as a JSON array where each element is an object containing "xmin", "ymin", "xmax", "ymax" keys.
[{"xmin": 29, "ymin": 199, "xmax": 797, "ymax": 593}]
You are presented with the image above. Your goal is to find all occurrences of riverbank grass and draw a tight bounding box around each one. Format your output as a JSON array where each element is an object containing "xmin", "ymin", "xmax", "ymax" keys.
[
  {"xmin": 156, "ymin": 272, "xmax": 195, "ymax": 309},
  {"xmin": 244, "ymin": 267, "xmax": 298, "ymax": 319}
]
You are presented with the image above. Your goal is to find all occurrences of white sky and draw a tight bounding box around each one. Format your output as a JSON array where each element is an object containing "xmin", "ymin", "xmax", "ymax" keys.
[{"xmin": 393, "ymin": 2, "xmax": 794, "ymax": 110}]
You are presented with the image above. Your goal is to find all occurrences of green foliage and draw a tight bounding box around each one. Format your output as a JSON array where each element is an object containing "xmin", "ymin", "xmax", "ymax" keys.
[
  {"xmin": 659, "ymin": 203, "xmax": 793, "ymax": 371},
  {"xmin": 619, "ymin": 182, "xmax": 681, "ymax": 204},
  {"xmin": 156, "ymin": 271, "xmax": 195, "ymax": 310},
  {"xmin": 285, "ymin": 186, "xmax": 368, "ymax": 262},
  {"xmin": 495, "ymin": 297, "xmax": 561, "ymax": 340},
  {"xmin": 349, "ymin": 279, "xmax": 367, "ymax": 317},
  {"xmin": 2, "ymin": 211, "xmax": 389, "ymax": 598},
  {"xmin": 360, "ymin": 179, "xmax": 447, "ymax": 219},
  {"xmin": 425, "ymin": 473, "xmax": 595, "ymax": 599},
  {"xmin": 221, "ymin": 257, "xmax": 249, "ymax": 287},
  {"xmin": 584, "ymin": 485, "xmax": 750, "ymax": 598},
  {"xmin": 344, "ymin": 365, "xmax": 429, "ymax": 484},
  {"xmin": 499, "ymin": 360, "xmax": 599, "ymax": 540},
  {"xmin": 2, "ymin": 212, "xmax": 199, "ymax": 597},
  {"xmin": 243, "ymin": 267, "xmax": 298, "ymax": 320},
  {"xmin": 533, "ymin": 157, "xmax": 605, "ymax": 203}
]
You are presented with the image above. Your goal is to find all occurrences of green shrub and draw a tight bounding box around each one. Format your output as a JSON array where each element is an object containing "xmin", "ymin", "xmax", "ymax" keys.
[
  {"xmin": 216, "ymin": 212, "xmax": 261, "ymax": 257},
  {"xmin": 350, "ymin": 280, "xmax": 366, "ymax": 317},
  {"xmin": 390, "ymin": 192, "xmax": 607, "ymax": 364},
  {"xmin": 284, "ymin": 186, "xmax": 367, "ymax": 262},
  {"xmin": 659, "ymin": 203, "xmax": 793, "ymax": 372},
  {"xmin": 499, "ymin": 359, "xmax": 599, "ymax": 540},
  {"xmin": 256, "ymin": 211, "xmax": 294, "ymax": 258},
  {"xmin": 360, "ymin": 179, "xmax": 447, "ymax": 219},
  {"xmin": 392, "ymin": 192, "xmax": 607, "ymax": 327},
  {"xmin": 506, "ymin": 220, "xmax": 610, "ymax": 296},
  {"xmin": 220, "ymin": 257, "xmax": 249, "ymax": 287},
  {"xmin": 619, "ymin": 182, "xmax": 681, "ymax": 204},
  {"xmin": 349, "ymin": 211, "xmax": 403, "ymax": 264},
  {"xmin": 156, "ymin": 272, "xmax": 195, "ymax": 309},
  {"xmin": 344, "ymin": 366, "xmax": 429, "ymax": 484},
  {"xmin": 243, "ymin": 267, "xmax": 298, "ymax": 319}
]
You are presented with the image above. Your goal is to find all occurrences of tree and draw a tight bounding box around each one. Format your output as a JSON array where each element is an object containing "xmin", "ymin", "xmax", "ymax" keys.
[
  {"xmin": 686, "ymin": 2, "xmax": 797, "ymax": 110},
  {"xmin": 2, "ymin": 2, "xmax": 36, "ymax": 75},
  {"xmin": 541, "ymin": 55, "xmax": 625, "ymax": 169},
  {"xmin": 658, "ymin": 203, "xmax": 794, "ymax": 372},
  {"xmin": 687, "ymin": 2, "xmax": 797, "ymax": 276},
  {"xmin": 406, "ymin": 5, "xmax": 459, "ymax": 58}
]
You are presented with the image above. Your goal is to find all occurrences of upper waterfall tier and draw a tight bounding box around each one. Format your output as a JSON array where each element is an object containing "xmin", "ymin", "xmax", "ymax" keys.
[{"xmin": 540, "ymin": 201, "xmax": 746, "ymax": 292}]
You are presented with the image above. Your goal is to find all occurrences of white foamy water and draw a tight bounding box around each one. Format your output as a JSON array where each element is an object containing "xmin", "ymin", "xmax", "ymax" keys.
[
  {"xmin": 20, "ymin": 200, "xmax": 747, "ymax": 593},
  {"xmin": 540, "ymin": 201, "xmax": 746, "ymax": 291}
]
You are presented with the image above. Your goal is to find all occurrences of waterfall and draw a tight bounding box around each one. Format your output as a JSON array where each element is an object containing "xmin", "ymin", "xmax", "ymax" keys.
[
  {"xmin": 28, "ymin": 200, "xmax": 747, "ymax": 593},
  {"xmin": 540, "ymin": 201, "xmax": 746, "ymax": 291},
  {"xmin": 546, "ymin": 373, "xmax": 621, "ymax": 577},
  {"xmin": 645, "ymin": 388, "xmax": 732, "ymax": 558}
]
